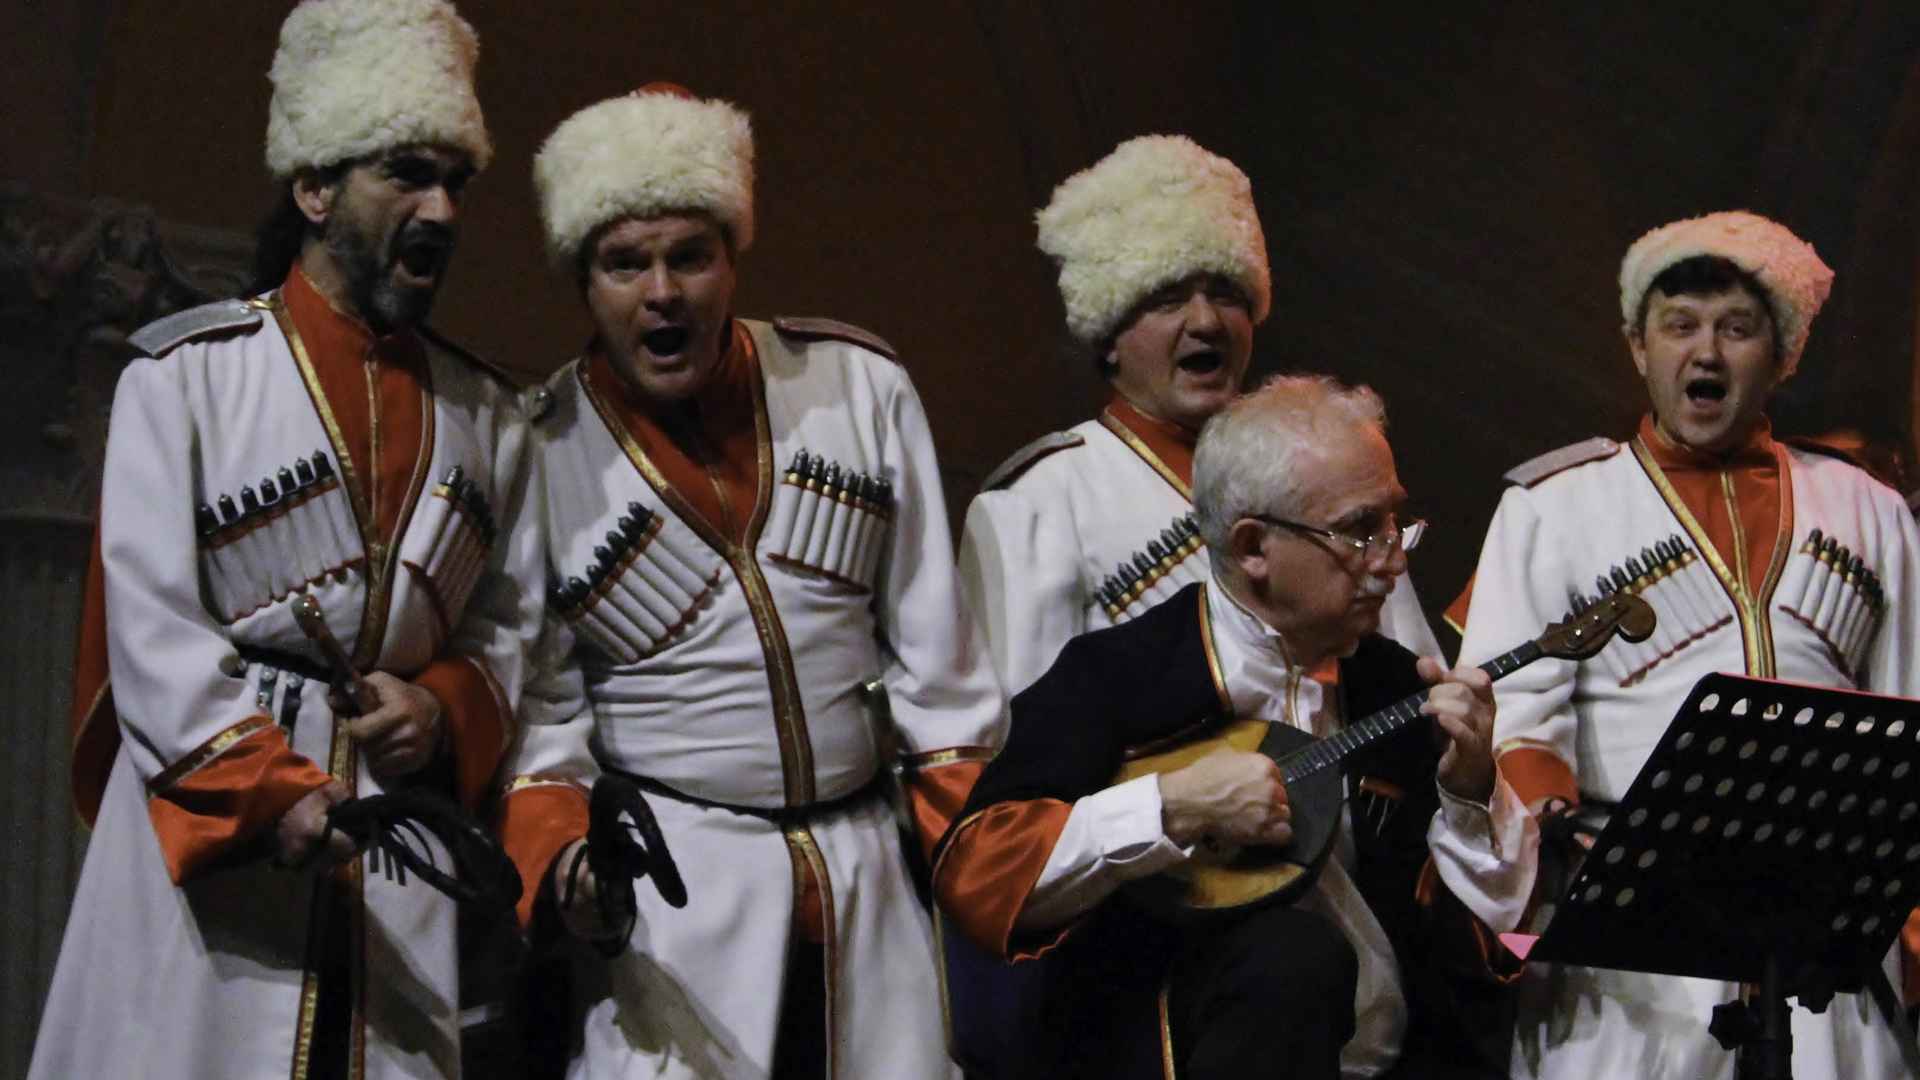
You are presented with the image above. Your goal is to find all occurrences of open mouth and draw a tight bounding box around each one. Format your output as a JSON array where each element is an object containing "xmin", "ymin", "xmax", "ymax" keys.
[
  {"xmin": 1685, "ymin": 378, "xmax": 1727, "ymax": 403},
  {"xmin": 395, "ymin": 238, "xmax": 448, "ymax": 282},
  {"xmin": 1177, "ymin": 351, "xmax": 1224, "ymax": 375},
  {"xmin": 642, "ymin": 326, "xmax": 692, "ymax": 356}
]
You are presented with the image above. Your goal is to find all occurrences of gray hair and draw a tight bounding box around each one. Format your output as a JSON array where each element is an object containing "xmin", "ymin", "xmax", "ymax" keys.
[{"xmin": 1192, "ymin": 374, "xmax": 1387, "ymax": 574}]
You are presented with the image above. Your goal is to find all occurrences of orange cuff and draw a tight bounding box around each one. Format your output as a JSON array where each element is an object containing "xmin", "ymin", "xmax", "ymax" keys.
[
  {"xmin": 1498, "ymin": 745, "xmax": 1578, "ymax": 810},
  {"xmin": 905, "ymin": 754, "xmax": 989, "ymax": 864},
  {"xmin": 415, "ymin": 653, "xmax": 510, "ymax": 812},
  {"xmin": 147, "ymin": 719, "xmax": 334, "ymax": 884},
  {"xmin": 496, "ymin": 780, "xmax": 591, "ymax": 931},
  {"xmin": 932, "ymin": 799, "xmax": 1072, "ymax": 961}
]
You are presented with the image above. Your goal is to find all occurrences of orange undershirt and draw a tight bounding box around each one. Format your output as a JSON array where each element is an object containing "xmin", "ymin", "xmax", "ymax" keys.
[
  {"xmin": 583, "ymin": 322, "xmax": 762, "ymax": 546},
  {"xmin": 281, "ymin": 267, "xmax": 430, "ymax": 545},
  {"xmin": 1105, "ymin": 394, "xmax": 1199, "ymax": 489},
  {"xmin": 1634, "ymin": 414, "xmax": 1785, "ymax": 603}
]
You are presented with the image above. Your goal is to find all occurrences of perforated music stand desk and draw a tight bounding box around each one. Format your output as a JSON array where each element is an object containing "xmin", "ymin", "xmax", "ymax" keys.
[{"xmin": 1529, "ymin": 673, "xmax": 1920, "ymax": 1078}]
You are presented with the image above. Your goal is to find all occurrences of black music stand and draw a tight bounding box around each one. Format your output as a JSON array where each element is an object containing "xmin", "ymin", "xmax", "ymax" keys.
[{"xmin": 1529, "ymin": 673, "xmax": 1920, "ymax": 1080}]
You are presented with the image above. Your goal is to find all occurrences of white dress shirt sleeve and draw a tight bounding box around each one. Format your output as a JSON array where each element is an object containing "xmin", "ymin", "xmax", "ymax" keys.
[
  {"xmin": 1427, "ymin": 775, "xmax": 1540, "ymax": 934},
  {"xmin": 1016, "ymin": 774, "xmax": 1192, "ymax": 930}
]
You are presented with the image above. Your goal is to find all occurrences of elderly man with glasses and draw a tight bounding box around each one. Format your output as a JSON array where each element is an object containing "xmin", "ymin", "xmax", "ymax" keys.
[{"xmin": 935, "ymin": 375, "xmax": 1538, "ymax": 1080}]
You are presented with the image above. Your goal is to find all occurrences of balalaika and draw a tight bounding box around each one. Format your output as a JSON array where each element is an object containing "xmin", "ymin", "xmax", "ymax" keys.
[{"xmin": 1113, "ymin": 592, "xmax": 1656, "ymax": 921}]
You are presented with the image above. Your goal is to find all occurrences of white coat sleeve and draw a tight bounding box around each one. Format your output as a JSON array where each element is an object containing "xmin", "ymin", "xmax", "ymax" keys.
[
  {"xmin": 959, "ymin": 483, "xmax": 1090, "ymax": 698},
  {"xmin": 100, "ymin": 354, "xmax": 335, "ymax": 882},
  {"xmin": 867, "ymin": 363, "xmax": 1006, "ymax": 757},
  {"xmin": 1458, "ymin": 486, "xmax": 1583, "ymax": 808},
  {"xmin": 1379, "ymin": 568, "xmax": 1447, "ymax": 665},
  {"xmin": 1859, "ymin": 484, "xmax": 1920, "ymax": 700},
  {"xmin": 420, "ymin": 377, "xmax": 550, "ymax": 810}
]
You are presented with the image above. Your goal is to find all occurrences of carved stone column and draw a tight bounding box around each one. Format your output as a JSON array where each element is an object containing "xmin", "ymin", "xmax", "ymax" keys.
[{"xmin": 0, "ymin": 182, "xmax": 249, "ymax": 1080}]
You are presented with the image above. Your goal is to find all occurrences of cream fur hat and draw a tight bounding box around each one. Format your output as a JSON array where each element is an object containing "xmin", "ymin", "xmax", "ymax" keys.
[
  {"xmin": 266, "ymin": 0, "xmax": 491, "ymax": 178},
  {"xmin": 534, "ymin": 85, "xmax": 755, "ymax": 267},
  {"xmin": 1037, "ymin": 135, "xmax": 1270, "ymax": 344},
  {"xmin": 1619, "ymin": 211, "xmax": 1834, "ymax": 378}
]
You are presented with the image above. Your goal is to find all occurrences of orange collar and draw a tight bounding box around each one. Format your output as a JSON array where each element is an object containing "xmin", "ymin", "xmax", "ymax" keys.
[
  {"xmin": 1637, "ymin": 413, "xmax": 1777, "ymax": 474},
  {"xmin": 1103, "ymin": 394, "xmax": 1199, "ymax": 490},
  {"xmin": 282, "ymin": 264, "xmax": 426, "ymax": 369}
]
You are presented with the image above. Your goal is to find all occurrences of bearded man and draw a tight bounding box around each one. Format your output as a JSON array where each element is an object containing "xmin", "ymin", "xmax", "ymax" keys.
[
  {"xmin": 960, "ymin": 135, "xmax": 1442, "ymax": 702},
  {"xmin": 35, "ymin": 3, "xmax": 542, "ymax": 1078}
]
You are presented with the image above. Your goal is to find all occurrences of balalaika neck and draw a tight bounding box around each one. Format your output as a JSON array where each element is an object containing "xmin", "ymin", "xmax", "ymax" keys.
[{"xmin": 1276, "ymin": 640, "xmax": 1545, "ymax": 783}]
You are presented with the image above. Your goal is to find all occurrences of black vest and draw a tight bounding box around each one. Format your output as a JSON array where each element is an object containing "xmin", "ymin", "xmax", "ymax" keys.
[{"xmin": 943, "ymin": 583, "xmax": 1514, "ymax": 1078}]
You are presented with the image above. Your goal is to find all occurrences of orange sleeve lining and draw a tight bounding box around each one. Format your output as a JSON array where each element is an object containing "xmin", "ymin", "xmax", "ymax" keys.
[
  {"xmin": 414, "ymin": 652, "xmax": 509, "ymax": 812},
  {"xmin": 933, "ymin": 799, "xmax": 1073, "ymax": 961},
  {"xmin": 147, "ymin": 721, "xmax": 334, "ymax": 884},
  {"xmin": 496, "ymin": 780, "xmax": 591, "ymax": 932},
  {"xmin": 905, "ymin": 757, "xmax": 988, "ymax": 864},
  {"xmin": 1497, "ymin": 745, "xmax": 1578, "ymax": 809}
]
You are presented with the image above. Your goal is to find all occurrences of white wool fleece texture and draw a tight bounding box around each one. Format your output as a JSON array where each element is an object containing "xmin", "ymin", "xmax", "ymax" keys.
[
  {"xmin": 534, "ymin": 92, "xmax": 755, "ymax": 266},
  {"xmin": 1619, "ymin": 210, "xmax": 1834, "ymax": 379},
  {"xmin": 266, "ymin": 0, "xmax": 491, "ymax": 177},
  {"xmin": 1037, "ymin": 134, "xmax": 1270, "ymax": 344}
]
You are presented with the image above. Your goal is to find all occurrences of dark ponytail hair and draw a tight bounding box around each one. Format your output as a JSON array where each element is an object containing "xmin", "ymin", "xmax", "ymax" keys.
[{"xmin": 244, "ymin": 163, "xmax": 350, "ymax": 296}]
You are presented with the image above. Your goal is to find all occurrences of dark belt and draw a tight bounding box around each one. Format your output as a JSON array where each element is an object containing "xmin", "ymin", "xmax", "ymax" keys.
[
  {"xmin": 234, "ymin": 644, "xmax": 335, "ymax": 685},
  {"xmin": 602, "ymin": 766, "xmax": 885, "ymax": 830}
]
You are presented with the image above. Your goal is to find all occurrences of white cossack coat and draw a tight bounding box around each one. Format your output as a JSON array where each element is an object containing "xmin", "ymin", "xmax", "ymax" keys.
[
  {"xmin": 509, "ymin": 319, "xmax": 1003, "ymax": 1080},
  {"xmin": 1460, "ymin": 439, "xmax": 1920, "ymax": 1080},
  {"xmin": 30, "ymin": 296, "xmax": 542, "ymax": 1080}
]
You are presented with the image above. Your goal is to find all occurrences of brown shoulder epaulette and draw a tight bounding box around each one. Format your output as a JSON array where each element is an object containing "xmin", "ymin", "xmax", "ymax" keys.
[
  {"xmin": 981, "ymin": 431, "xmax": 1085, "ymax": 491},
  {"xmin": 772, "ymin": 315, "xmax": 898, "ymax": 360},
  {"xmin": 1502, "ymin": 437, "xmax": 1621, "ymax": 488}
]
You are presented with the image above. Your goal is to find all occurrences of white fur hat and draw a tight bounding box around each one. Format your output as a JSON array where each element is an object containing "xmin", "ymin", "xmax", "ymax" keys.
[
  {"xmin": 266, "ymin": 0, "xmax": 491, "ymax": 178},
  {"xmin": 1619, "ymin": 211, "xmax": 1834, "ymax": 378},
  {"xmin": 534, "ymin": 85, "xmax": 755, "ymax": 266},
  {"xmin": 1037, "ymin": 135, "xmax": 1270, "ymax": 344}
]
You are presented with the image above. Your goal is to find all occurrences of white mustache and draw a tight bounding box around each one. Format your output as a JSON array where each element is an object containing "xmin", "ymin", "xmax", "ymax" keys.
[{"xmin": 1355, "ymin": 579, "xmax": 1392, "ymax": 600}]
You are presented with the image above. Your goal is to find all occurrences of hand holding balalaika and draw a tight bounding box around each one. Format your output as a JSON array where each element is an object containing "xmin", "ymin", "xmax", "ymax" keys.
[{"xmin": 1116, "ymin": 592, "xmax": 1656, "ymax": 922}]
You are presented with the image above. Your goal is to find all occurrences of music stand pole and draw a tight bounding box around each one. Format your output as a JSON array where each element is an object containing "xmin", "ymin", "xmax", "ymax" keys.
[{"xmin": 1743, "ymin": 951, "xmax": 1793, "ymax": 1080}]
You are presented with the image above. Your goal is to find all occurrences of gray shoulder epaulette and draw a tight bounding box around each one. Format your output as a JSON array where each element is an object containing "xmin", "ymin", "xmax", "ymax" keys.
[
  {"xmin": 772, "ymin": 315, "xmax": 897, "ymax": 360},
  {"xmin": 1502, "ymin": 436, "xmax": 1621, "ymax": 487},
  {"xmin": 981, "ymin": 431, "xmax": 1086, "ymax": 491},
  {"xmin": 419, "ymin": 325, "xmax": 520, "ymax": 389},
  {"xmin": 126, "ymin": 298, "xmax": 265, "ymax": 357}
]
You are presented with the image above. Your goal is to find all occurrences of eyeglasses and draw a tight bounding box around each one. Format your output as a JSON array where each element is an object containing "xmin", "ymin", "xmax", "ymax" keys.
[{"xmin": 1249, "ymin": 513, "xmax": 1426, "ymax": 563}]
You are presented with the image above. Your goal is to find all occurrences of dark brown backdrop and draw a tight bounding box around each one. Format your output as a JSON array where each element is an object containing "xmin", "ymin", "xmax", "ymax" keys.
[{"xmin": 14, "ymin": 0, "xmax": 1920, "ymax": 626}]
